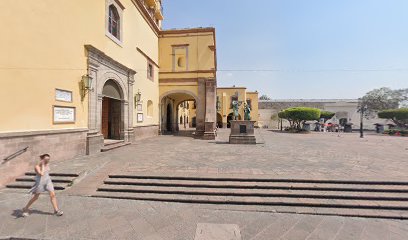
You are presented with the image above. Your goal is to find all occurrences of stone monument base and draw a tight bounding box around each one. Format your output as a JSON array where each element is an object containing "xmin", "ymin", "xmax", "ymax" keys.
[
  {"xmin": 202, "ymin": 121, "xmax": 216, "ymax": 140},
  {"xmin": 229, "ymin": 120, "xmax": 256, "ymax": 144}
]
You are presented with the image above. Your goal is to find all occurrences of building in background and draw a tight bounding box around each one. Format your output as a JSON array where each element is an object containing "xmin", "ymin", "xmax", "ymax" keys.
[
  {"xmin": 0, "ymin": 0, "xmax": 217, "ymax": 186},
  {"xmin": 258, "ymin": 99, "xmax": 386, "ymax": 130},
  {"xmin": 216, "ymin": 87, "xmax": 259, "ymax": 128},
  {"xmin": 159, "ymin": 28, "xmax": 217, "ymax": 139}
]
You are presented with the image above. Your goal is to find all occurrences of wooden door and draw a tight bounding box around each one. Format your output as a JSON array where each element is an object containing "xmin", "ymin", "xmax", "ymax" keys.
[{"xmin": 101, "ymin": 97, "xmax": 110, "ymax": 138}]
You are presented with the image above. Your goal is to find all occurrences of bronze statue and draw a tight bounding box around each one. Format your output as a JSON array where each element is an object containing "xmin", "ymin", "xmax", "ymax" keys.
[
  {"xmin": 232, "ymin": 100, "xmax": 240, "ymax": 120},
  {"xmin": 244, "ymin": 102, "xmax": 251, "ymax": 120}
]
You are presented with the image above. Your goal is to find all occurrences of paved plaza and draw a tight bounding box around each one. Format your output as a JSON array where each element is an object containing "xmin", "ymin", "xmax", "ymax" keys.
[{"xmin": 1, "ymin": 129, "xmax": 408, "ymax": 239}]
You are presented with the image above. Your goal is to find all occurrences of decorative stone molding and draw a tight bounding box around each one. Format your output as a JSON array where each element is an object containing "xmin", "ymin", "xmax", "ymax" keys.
[
  {"xmin": 85, "ymin": 45, "xmax": 137, "ymax": 154},
  {"xmin": 85, "ymin": 45, "xmax": 136, "ymax": 78}
]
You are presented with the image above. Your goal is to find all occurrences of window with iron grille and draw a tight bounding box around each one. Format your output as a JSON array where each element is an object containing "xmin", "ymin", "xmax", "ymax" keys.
[{"xmin": 108, "ymin": 5, "xmax": 120, "ymax": 40}]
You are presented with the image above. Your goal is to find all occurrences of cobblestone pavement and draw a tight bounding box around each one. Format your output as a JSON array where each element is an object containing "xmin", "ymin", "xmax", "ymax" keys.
[
  {"xmin": 0, "ymin": 192, "xmax": 407, "ymax": 240},
  {"xmin": 1, "ymin": 129, "xmax": 408, "ymax": 239},
  {"xmin": 76, "ymin": 128, "xmax": 408, "ymax": 182}
]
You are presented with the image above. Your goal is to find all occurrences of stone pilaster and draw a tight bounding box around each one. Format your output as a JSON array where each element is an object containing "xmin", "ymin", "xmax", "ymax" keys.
[
  {"xmin": 203, "ymin": 79, "xmax": 216, "ymax": 139},
  {"xmin": 196, "ymin": 78, "xmax": 206, "ymax": 136}
]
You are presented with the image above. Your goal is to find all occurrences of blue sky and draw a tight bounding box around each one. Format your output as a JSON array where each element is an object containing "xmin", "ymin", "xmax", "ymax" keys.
[{"xmin": 162, "ymin": 0, "xmax": 408, "ymax": 99}]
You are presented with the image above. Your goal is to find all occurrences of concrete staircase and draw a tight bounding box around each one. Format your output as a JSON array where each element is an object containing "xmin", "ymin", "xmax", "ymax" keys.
[
  {"xmin": 93, "ymin": 174, "xmax": 408, "ymax": 219},
  {"xmin": 6, "ymin": 172, "xmax": 79, "ymax": 191},
  {"xmin": 101, "ymin": 140, "xmax": 131, "ymax": 152}
]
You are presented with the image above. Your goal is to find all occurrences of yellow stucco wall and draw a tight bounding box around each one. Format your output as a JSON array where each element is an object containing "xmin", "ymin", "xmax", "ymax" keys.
[
  {"xmin": 158, "ymin": 29, "xmax": 216, "ymax": 107},
  {"xmin": 159, "ymin": 30, "xmax": 216, "ymax": 74},
  {"xmin": 247, "ymin": 92, "xmax": 259, "ymax": 126},
  {"xmin": 0, "ymin": 0, "xmax": 159, "ymax": 132}
]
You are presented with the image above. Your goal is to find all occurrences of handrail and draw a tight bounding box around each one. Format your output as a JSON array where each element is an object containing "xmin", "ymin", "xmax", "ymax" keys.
[{"xmin": 2, "ymin": 146, "xmax": 29, "ymax": 163}]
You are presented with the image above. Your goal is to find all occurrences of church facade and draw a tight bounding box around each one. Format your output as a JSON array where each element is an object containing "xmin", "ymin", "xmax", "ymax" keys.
[{"xmin": 0, "ymin": 0, "xmax": 217, "ymax": 186}]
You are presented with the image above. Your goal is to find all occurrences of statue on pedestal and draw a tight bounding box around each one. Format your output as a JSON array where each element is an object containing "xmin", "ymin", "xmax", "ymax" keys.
[
  {"xmin": 244, "ymin": 103, "xmax": 251, "ymax": 120},
  {"xmin": 232, "ymin": 100, "xmax": 241, "ymax": 120}
]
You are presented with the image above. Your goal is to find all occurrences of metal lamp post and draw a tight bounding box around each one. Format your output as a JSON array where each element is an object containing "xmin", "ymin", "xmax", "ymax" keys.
[{"xmin": 360, "ymin": 104, "xmax": 367, "ymax": 138}]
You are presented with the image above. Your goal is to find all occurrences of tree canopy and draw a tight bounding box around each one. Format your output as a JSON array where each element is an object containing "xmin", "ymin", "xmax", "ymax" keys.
[
  {"xmin": 358, "ymin": 87, "xmax": 408, "ymax": 117},
  {"xmin": 259, "ymin": 94, "xmax": 271, "ymax": 100},
  {"xmin": 278, "ymin": 107, "xmax": 321, "ymax": 130},
  {"xmin": 320, "ymin": 111, "xmax": 335, "ymax": 122},
  {"xmin": 378, "ymin": 108, "xmax": 408, "ymax": 129}
]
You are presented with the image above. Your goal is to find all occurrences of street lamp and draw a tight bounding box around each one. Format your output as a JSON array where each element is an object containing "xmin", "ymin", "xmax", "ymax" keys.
[
  {"xmin": 134, "ymin": 89, "xmax": 141, "ymax": 108},
  {"xmin": 360, "ymin": 104, "xmax": 368, "ymax": 138},
  {"xmin": 81, "ymin": 74, "xmax": 93, "ymax": 100}
]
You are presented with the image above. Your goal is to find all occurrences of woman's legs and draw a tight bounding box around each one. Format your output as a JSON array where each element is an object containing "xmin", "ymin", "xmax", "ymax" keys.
[
  {"xmin": 49, "ymin": 191, "xmax": 59, "ymax": 212},
  {"xmin": 23, "ymin": 193, "xmax": 40, "ymax": 211}
]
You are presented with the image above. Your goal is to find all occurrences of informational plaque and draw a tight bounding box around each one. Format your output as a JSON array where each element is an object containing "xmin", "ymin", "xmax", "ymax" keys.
[
  {"xmin": 53, "ymin": 106, "xmax": 75, "ymax": 123},
  {"xmin": 55, "ymin": 89, "xmax": 73, "ymax": 102},
  {"xmin": 137, "ymin": 103, "xmax": 143, "ymax": 111},
  {"xmin": 137, "ymin": 113, "xmax": 143, "ymax": 123}
]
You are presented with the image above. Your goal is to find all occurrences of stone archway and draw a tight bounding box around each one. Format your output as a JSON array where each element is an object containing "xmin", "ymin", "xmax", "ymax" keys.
[
  {"xmin": 166, "ymin": 103, "xmax": 173, "ymax": 132},
  {"xmin": 160, "ymin": 91, "xmax": 197, "ymax": 134},
  {"xmin": 101, "ymin": 79, "xmax": 123, "ymax": 140},
  {"xmin": 217, "ymin": 113, "xmax": 223, "ymax": 128},
  {"xmin": 85, "ymin": 45, "xmax": 136, "ymax": 154}
]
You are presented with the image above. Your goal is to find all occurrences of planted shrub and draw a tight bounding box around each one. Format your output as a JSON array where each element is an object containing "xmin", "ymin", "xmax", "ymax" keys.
[
  {"xmin": 320, "ymin": 111, "xmax": 335, "ymax": 122},
  {"xmin": 378, "ymin": 108, "xmax": 408, "ymax": 129},
  {"xmin": 278, "ymin": 107, "xmax": 321, "ymax": 131}
]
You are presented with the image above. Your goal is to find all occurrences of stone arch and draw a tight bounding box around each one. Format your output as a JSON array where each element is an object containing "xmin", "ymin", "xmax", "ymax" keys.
[
  {"xmin": 99, "ymin": 72, "xmax": 128, "ymax": 100},
  {"xmin": 160, "ymin": 90, "xmax": 199, "ymax": 134},
  {"xmin": 159, "ymin": 89, "xmax": 199, "ymax": 103}
]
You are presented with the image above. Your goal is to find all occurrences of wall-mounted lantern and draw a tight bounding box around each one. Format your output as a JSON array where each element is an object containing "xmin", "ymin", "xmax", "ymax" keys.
[
  {"xmin": 134, "ymin": 89, "xmax": 142, "ymax": 108},
  {"xmin": 81, "ymin": 74, "xmax": 93, "ymax": 100}
]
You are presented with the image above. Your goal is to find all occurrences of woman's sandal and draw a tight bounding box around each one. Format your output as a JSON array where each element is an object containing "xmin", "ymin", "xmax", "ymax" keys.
[
  {"xmin": 54, "ymin": 210, "xmax": 64, "ymax": 216},
  {"xmin": 21, "ymin": 209, "xmax": 29, "ymax": 217}
]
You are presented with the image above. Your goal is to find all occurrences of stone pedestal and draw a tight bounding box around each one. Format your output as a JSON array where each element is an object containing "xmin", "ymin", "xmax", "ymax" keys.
[
  {"xmin": 229, "ymin": 120, "xmax": 256, "ymax": 144},
  {"xmin": 86, "ymin": 131, "xmax": 104, "ymax": 154},
  {"xmin": 203, "ymin": 122, "xmax": 216, "ymax": 140}
]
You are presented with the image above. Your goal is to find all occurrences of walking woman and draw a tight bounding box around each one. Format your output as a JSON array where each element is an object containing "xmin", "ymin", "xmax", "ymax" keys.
[{"xmin": 21, "ymin": 154, "xmax": 63, "ymax": 217}]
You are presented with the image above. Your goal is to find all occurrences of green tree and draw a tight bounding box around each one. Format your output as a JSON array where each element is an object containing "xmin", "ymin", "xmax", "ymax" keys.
[
  {"xmin": 320, "ymin": 111, "xmax": 335, "ymax": 123},
  {"xmin": 358, "ymin": 87, "xmax": 408, "ymax": 117},
  {"xmin": 378, "ymin": 108, "xmax": 408, "ymax": 129},
  {"xmin": 278, "ymin": 107, "xmax": 321, "ymax": 130},
  {"xmin": 259, "ymin": 94, "xmax": 271, "ymax": 100}
]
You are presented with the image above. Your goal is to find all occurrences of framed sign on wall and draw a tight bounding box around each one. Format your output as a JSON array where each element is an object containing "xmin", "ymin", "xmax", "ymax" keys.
[
  {"xmin": 137, "ymin": 113, "xmax": 143, "ymax": 123},
  {"xmin": 137, "ymin": 103, "xmax": 143, "ymax": 111},
  {"xmin": 53, "ymin": 106, "xmax": 75, "ymax": 124},
  {"xmin": 55, "ymin": 89, "xmax": 73, "ymax": 102}
]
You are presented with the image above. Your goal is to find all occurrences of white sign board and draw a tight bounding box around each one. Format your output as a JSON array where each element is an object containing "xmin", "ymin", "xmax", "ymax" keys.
[
  {"xmin": 53, "ymin": 106, "xmax": 75, "ymax": 123},
  {"xmin": 55, "ymin": 89, "xmax": 72, "ymax": 102}
]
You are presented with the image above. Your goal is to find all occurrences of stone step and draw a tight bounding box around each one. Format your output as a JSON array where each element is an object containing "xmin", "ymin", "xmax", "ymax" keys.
[
  {"xmin": 91, "ymin": 192, "xmax": 408, "ymax": 219},
  {"xmin": 108, "ymin": 174, "xmax": 408, "ymax": 185},
  {"xmin": 102, "ymin": 178, "xmax": 408, "ymax": 193},
  {"xmin": 96, "ymin": 184, "xmax": 408, "ymax": 201},
  {"xmin": 104, "ymin": 139, "xmax": 125, "ymax": 146},
  {"xmin": 25, "ymin": 172, "xmax": 79, "ymax": 177},
  {"xmin": 6, "ymin": 181, "xmax": 66, "ymax": 190},
  {"xmin": 16, "ymin": 176, "xmax": 75, "ymax": 183},
  {"xmin": 101, "ymin": 142, "xmax": 131, "ymax": 152}
]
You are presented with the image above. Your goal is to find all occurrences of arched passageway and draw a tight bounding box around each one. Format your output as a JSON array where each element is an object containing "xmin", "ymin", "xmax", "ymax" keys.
[
  {"xmin": 101, "ymin": 79, "xmax": 123, "ymax": 140},
  {"xmin": 166, "ymin": 103, "xmax": 172, "ymax": 132},
  {"xmin": 160, "ymin": 91, "xmax": 199, "ymax": 135},
  {"xmin": 217, "ymin": 113, "xmax": 223, "ymax": 128}
]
